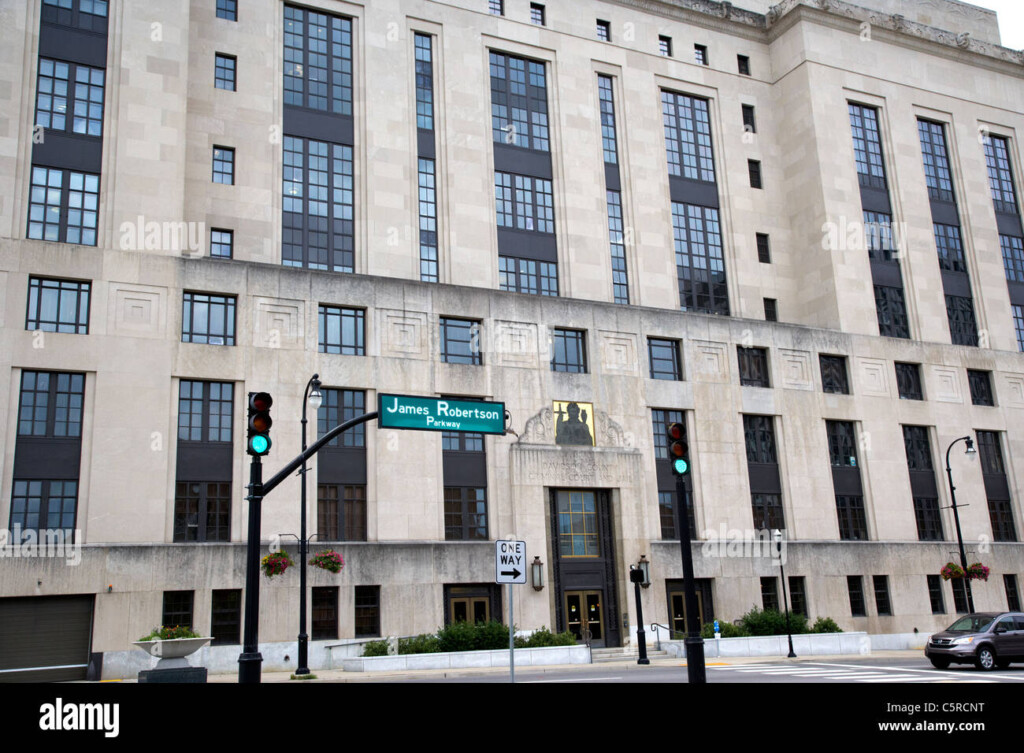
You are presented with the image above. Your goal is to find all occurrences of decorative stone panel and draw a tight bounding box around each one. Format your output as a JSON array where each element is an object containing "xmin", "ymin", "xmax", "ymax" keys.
[
  {"xmin": 691, "ymin": 340, "xmax": 729, "ymax": 382},
  {"xmin": 1003, "ymin": 374, "xmax": 1024, "ymax": 407},
  {"xmin": 932, "ymin": 366, "xmax": 963, "ymax": 403},
  {"xmin": 599, "ymin": 331, "xmax": 639, "ymax": 376},
  {"xmin": 379, "ymin": 309, "xmax": 428, "ymax": 359},
  {"xmin": 856, "ymin": 357, "xmax": 889, "ymax": 398},
  {"xmin": 108, "ymin": 283, "xmax": 166, "ymax": 338},
  {"xmin": 778, "ymin": 348, "xmax": 813, "ymax": 390},
  {"xmin": 492, "ymin": 320, "xmax": 540, "ymax": 368},
  {"xmin": 253, "ymin": 297, "xmax": 303, "ymax": 349}
]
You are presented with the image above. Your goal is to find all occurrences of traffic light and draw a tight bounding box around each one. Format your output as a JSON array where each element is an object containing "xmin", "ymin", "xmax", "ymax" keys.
[
  {"xmin": 247, "ymin": 392, "xmax": 273, "ymax": 456},
  {"xmin": 666, "ymin": 422, "xmax": 689, "ymax": 475}
]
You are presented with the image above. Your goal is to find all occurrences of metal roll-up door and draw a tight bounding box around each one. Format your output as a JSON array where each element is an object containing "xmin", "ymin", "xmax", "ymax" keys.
[{"xmin": 0, "ymin": 595, "xmax": 95, "ymax": 682}]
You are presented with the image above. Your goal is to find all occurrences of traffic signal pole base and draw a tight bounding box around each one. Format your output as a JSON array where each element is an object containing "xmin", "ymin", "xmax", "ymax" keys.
[{"xmin": 684, "ymin": 637, "xmax": 707, "ymax": 684}]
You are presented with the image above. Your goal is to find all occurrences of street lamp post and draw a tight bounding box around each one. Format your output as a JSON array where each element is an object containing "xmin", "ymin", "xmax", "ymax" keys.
[
  {"xmin": 629, "ymin": 560, "xmax": 650, "ymax": 665},
  {"xmin": 944, "ymin": 435, "xmax": 977, "ymax": 614},
  {"xmin": 296, "ymin": 374, "xmax": 322, "ymax": 676},
  {"xmin": 773, "ymin": 529, "xmax": 796, "ymax": 658}
]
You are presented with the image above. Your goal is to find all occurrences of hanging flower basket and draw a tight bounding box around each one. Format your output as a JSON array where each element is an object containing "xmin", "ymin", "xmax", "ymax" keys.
[
  {"xmin": 940, "ymin": 562, "xmax": 965, "ymax": 580},
  {"xmin": 310, "ymin": 550, "xmax": 344, "ymax": 574},
  {"xmin": 967, "ymin": 563, "xmax": 990, "ymax": 582},
  {"xmin": 261, "ymin": 550, "xmax": 294, "ymax": 578}
]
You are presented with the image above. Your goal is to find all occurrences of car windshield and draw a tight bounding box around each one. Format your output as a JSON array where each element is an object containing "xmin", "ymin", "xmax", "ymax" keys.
[{"xmin": 946, "ymin": 615, "xmax": 996, "ymax": 633}]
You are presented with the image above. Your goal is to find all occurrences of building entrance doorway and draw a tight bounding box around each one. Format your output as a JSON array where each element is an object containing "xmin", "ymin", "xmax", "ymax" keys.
[{"xmin": 564, "ymin": 590, "xmax": 604, "ymax": 644}]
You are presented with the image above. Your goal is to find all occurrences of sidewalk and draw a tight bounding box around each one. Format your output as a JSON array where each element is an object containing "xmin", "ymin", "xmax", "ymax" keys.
[{"xmin": 194, "ymin": 649, "xmax": 925, "ymax": 683}]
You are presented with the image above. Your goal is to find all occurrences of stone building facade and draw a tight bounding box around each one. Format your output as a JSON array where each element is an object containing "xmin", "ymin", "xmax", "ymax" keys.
[{"xmin": 0, "ymin": 0, "xmax": 1023, "ymax": 679}]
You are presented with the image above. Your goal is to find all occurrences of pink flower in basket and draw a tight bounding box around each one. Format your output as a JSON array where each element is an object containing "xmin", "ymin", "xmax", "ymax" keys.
[{"xmin": 309, "ymin": 549, "xmax": 344, "ymax": 574}]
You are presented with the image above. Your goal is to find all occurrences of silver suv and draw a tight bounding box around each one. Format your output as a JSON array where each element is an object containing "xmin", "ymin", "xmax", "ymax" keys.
[{"xmin": 925, "ymin": 612, "xmax": 1024, "ymax": 670}]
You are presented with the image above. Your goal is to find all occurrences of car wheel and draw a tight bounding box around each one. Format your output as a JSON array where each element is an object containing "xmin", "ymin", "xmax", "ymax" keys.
[
  {"xmin": 929, "ymin": 657, "xmax": 951, "ymax": 670},
  {"xmin": 975, "ymin": 646, "xmax": 996, "ymax": 671}
]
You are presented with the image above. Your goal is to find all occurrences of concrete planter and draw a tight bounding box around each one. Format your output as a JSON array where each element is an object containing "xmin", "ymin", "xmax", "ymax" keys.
[
  {"xmin": 133, "ymin": 637, "xmax": 212, "ymax": 669},
  {"xmin": 339, "ymin": 644, "xmax": 591, "ymax": 672},
  {"xmin": 655, "ymin": 630, "xmax": 870, "ymax": 658}
]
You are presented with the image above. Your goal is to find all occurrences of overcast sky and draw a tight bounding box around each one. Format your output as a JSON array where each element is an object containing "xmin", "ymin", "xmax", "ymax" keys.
[{"xmin": 965, "ymin": 0, "xmax": 1024, "ymax": 49}]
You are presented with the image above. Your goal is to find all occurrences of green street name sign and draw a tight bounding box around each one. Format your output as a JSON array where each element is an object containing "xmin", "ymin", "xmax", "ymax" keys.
[{"xmin": 378, "ymin": 394, "xmax": 506, "ymax": 435}]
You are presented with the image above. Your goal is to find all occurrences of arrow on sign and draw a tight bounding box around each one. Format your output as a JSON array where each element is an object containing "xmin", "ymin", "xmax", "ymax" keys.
[{"xmin": 501, "ymin": 569, "xmax": 522, "ymax": 579}]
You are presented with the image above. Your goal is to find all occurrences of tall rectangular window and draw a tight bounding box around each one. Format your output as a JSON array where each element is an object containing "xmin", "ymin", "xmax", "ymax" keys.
[
  {"xmin": 756, "ymin": 233, "xmax": 771, "ymax": 263},
  {"xmin": 917, "ymin": 119, "xmax": 954, "ymax": 202},
  {"xmin": 212, "ymin": 146, "xmax": 234, "ymax": 184},
  {"xmin": 874, "ymin": 285, "xmax": 910, "ymax": 339},
  {"xmin": 318, "ymin": 305, "xmax": 365, "ymax": 355},
  {"xmin": 10, "ymin": 480, "xmax": 79, "ymax": 541},
  {"xmin": 530, "ymin": 4, "xmax": 545, "ymax": 25},
  {"xmin": 177, "ymin": 380, "xmax": 233, "ymax": 443},
  {"xmin": 863, "ymin": 211, "xmax": 897, "ymax": 262},
  {"xmin": 418, "ymin": 158, "xmax": 438, "ymax": 282},
  {"xmin": 984, "ymin": 135, "xmax": 1019, "ymax": 215},
  {"xmin": 945, "ymin": 295, "xmax": 979, "ymax": 346},
  {"xmin": 318, "ymin": 389, "xmax": 365, "ymax": 448},
  {"xmin": 648, "ymin": 339, "xmax": 681, "ymax": 381},
  {"xmin": 597, "ymin": 75, "xmax": 618, "ymax": 165},
  {"xmin": 414, "ymin": 33, "xmax": 434, "ymax": 131},
  {"xmin": 672, "ymin": 203, "xmax": 728, "ymax": 315},
  {"xmin": 694, "ymin": 45, "xmax": 708, "ymax": 66},
  {"xmin": 35, "ymin": 59, "xmax": 105, "ymax": 136},
  {"xmin": 1005, "ymin": 574, "xmax": 1021, "ymax": 611},
  {"xmin": 495, "ymin": 172, "xmax": 554, "ymax": 233},
  {"xmin": 489, "ymin": 0, "xmax": 504, "ymax": 15},
  {"xmin": 659, "ymin": 36, "xmax": 672, "ymax": 56},
  {"xmin": 596, "ymin": 20, "xmax": 610, "ymax": 41},
  {"xmin": 895, "ymin": 362, "xmax": 923, "ymax": 400},
  {"xmin": 444, "ymin": 487, "xmax": 488, "ymax": 540},
  {"xmin": 873, "ymin": 575, "xmax": 892, "ymax": 616},
  {"xmin": 847, "ymin": 576, "xmax": 866, "ymax": 616},
  {"xmin": 737, "ymin": 347, "xmax": 769, "ymax": 388},
  {"xmin": 789, "ymin": 577, "xmax": 807, "ymax": 617},
  {"xmin": 26, "ymin": 278, "xmax": 90, "ymax": 334},
  {"xmin": 849, "ymin": 103, "xmax": 886, "ymax": 189},
  {"xmin": 760, "ymin": 577, "xmax": 779, "ymax": 612},
  {"xmin": 499, "ymin": 257, "xmax": 558, "ymax": 297},
  {"xmin": 742, "ymin": 104, "xmax": 756, "ymax": 134},
  {"xmin": 934, "ymin": 223, "xmax": 967, "ymax": 272},
  {"xmin": 214, "ymin": 53, "xmax": 236, "ymax": 91},
  {"xmin": 211, "ymin": 589, "xmax": 241, "ymax": 645},
  {"xmin": 952, "ymin": 579, "xmax": 969, "ymax": 613},
  {"xmin": 1001, "ymin": 234, "xmax": 1024, "ymax": 284},
  {"xmin": 836, "ymin": 496, "xmax": 867, "ymax": 541},
  {"xmin": 744, "ymin": 414, "xmax": 784, "ymax": 530},
  {"xmin": 175, "ymin": 380, "xmax": 233, "ymax": 542},
  {"xmin": 355, "ymin": 586, "xmax": 381, "ymax": 637},
  {"xmin": 927, "ymin": 575, "xmax": 946, "ymax": 615},
  {"xmin": 977, "ymin": 430, "xmax": 1017, "ymax": 542},
  {"xmin": 282, "ymin": 136, "xmax": 354, "ymax": 273},
  {"xmin": 489, "ymin": 52, "xmax": 548, "ymax": 151},
  {"xmin": 317, "ymin": 484, "xmax": 366, "ymax": 540},
  {"xmin": 662, "ymin": 92, "xmax": 715, "ymax": 183},
  {"xmin": 763, "ymin": 298, "xmax": 778, "ymax": 322},
  {"xmin": 182, "ymin": 292, "xmax": 236, "ymax": 346},
  {"xmin": 826, "ymin": 420, "xmax": 858, "ymax": 468},
  {"xmin": 551, "ymin": 329, "xmax": 587, "ymax": 373},
  {"xmin": 18, "ymin": 371, "xmax": 85, "ymax": 438},
  {"xmin": 28, "ymin": 167, "xmax": 99, "ymax": 245},
  {"xmin": 607, "ymin": 190, "xmax": 628, "ymax": 304},
  {"xmin": 440, "ymin": 318, "xmax": 482, "ymax": 365},
  {"xmin": 747, "ymin": 160, "xmax": 762, "ymax": 189},
  {"xmin": 284, "ymin": 6, "xmax": 352, "ymax": 115},
  {"xmin": 173, "ymin": 481, "xmax": 230, "ymax": 542},
  {"xmin": 737, "ymin": 55, "xmax": 751, "ymax": 75},
  {"xmin": 311, "ymin": 587, "xmax": 338, "ymax": 640}
]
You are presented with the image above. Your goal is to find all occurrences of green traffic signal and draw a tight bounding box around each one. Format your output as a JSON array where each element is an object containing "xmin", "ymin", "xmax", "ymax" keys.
[
  {"xmin": 249, "ymin": 434, "xmax": 270, "ymax": 455},
  {"xmin": 666, "ymin": 422, "xmax": 690, "ymax": 476},
  {"xmin": 247, "ymin": 391, "xmax": 273, "ymax": 457},
  {"xmin": 673, "ymin": 457, "xmax": 688, "ymax": 475}
]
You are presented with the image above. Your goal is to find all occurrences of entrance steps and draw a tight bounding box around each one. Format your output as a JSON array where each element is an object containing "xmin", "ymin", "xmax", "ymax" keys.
[{"xmin": 590, "ymin": 646, "xmax": 670, "ymax": 663}]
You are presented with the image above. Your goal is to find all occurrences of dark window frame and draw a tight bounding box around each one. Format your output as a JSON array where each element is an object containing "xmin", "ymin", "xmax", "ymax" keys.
[
  {"xmin": 212, "ymin": 146, "xmax": 234, "ymax": 184},
  {"xmin": 283, "ymin": 5, "xmax": 353, "ymax": 115},
  {"xmin": 27, "ymin": 166, "xmax": 100, "ymax": 246},
  {"xmin": 311, "ymin": 586, "xmax": 339, "ymax": 640},
  {"xmin": 177, "ymin": 380, "xmax": 233, "ymax": 444},
  {"xmin": 317, "ymin": 483, "xmax": 367, "ymax": 541},
  {"xmin": 210, "ymin": 228, "xmax": 233, "ymax": 258},
  {"xmin": 551, "ymin": 328, "xmax": 588, "ymax": 373},
  {"xmin": 182, "ymin": 291, "xmax": 236, "ymax": 346},
  {"xmin": 444, "ymin": 486, "xmax": 488, "ymax": 541},
  {"xmin": 440, "ymin": 317, "xmax": 482, "ymax": 365},
  {"xmin": 756, "ymin": 233, "xmax": 771, "ymax": 263},
  {"xmin": 214, "ymin": 53, "xmax": 236, "ymax": 91},
  {"xmin": 596, "ymin": 19, "xmax": 611, "ymax": 41},
  {"xmin": 662, "ymin": 91, "xmax": 715, "ymax": 183},
  {"xmin": 847, "ymin": 575, "xmax": 866, "ymax": 616},
  {"xmin": 489, "ymin": 51, "xmax": 549, "ymax": 152},
  {"xmin": 26, "ymin": 277, "xmax": 90, "ymax": 334},
  {"xmin": 673, "ymin": 202, "xmax": 728, "ymax": 315},
  {"xmin": 694, "ymin": 44, "xmax": 708, "ymax": 66},
  {"xmin": 737, "ymin": 346, "xmax": 770, "ymax": 388},
  {"xmin": 162, "ymin": 590, "xmax": 194, "ymax": 630},
  {"xmin": 763, "ymin": 298, "xmax": 778, "ymax": 322},
  {"xmin": 17, "ymin": 371, "xmax": 85, "ymax": 438},
  {"xmin": 895, "ymin": 362, "xmax": 923, "ymax": 400},
  {"xmin": 355, "ymin": 585, "xmax": 381, "ymax": 637},
  {"xmin": 318, "ymin": 305, "xmax": 365, "ymax": 356},
  {"xmin": 530, "ymin": 3, "xmax": 545, "ymax": 25},
  {"xmin": 659, "ymin": 35, "xmax": 672, "ymax": 56},
  {"xmin": 819, "ymin": 355, "xmax": 850, "ymax": 395},
  {"xmin": 927, "ymin": 574, "xmax": 946, "ymax": 615},
  {"xmin": 34, "ymin": 58, "xmax": 105, "ymax": 138},
  {"xmin": 211, "ymin": 589, "xmax": 242, "ymax": 645},
  {"xmin": 648, "ymin": 338, "xmax": 682, "ymax": 381},
  {"xmin": 873, "ymin": 575, "xmax": 892, "ymax": 616},
  {"xmin": 216, "ymin": 0, "xmax": 237, "ymax": 21},
  {"xmin": 968, "ymin": 370, "xmax": 994, "ymax": 406},
  {"xmin": 737, "ymin": 55, "xmax": 751, "ymax": 75},
  {"xmin": 173, "ymin": 480, "xmax": 231, "ymax": 542}
]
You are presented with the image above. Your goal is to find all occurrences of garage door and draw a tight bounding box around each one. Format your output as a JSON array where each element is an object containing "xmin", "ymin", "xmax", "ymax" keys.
[{"xmin": 0, "ymin": 595, "xmax": 94, "ymax": 682}]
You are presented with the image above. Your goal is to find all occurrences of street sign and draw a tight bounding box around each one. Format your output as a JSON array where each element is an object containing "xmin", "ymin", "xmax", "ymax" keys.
[
  {"xmin": 495, "ymin": 540, "xmax": 527, "ymax": 584},
  {"xmin": 378, "ymin": 394, "xmax": 506, "ymax": 435}
]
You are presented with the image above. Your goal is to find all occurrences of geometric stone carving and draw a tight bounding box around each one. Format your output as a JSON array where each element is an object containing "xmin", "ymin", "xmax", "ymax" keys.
[
  {"xmin": 932, "ymin": 366, "xmax": 963, "ymax": 403},
  {"xmin": 599, "ymin": 330, "xmax": 638, "ymax": 375},
  {"xmin": 778, "ymin": 348, "xmax": 813, "ymax": 390},
  {"xmin": 379, "ymin": 309, "xmax": 427, "ymax": 359},
  {"xmin": 253, "ymin": 297, "xmax": 303, "ymax": 349},
  {"xmin": 109, "ymin": 283, "xmax": 166, "ymax": 338},
  {"xmin": 1003, "ymin": 374, "xmax": 1024, "ymax": 407},
  {"xmin": 856, "ymin": 357, "xmax": 889, "ymax": 397},
  {"xmin": 692, "ymin": 339, "xmax": 729, "ymax": 382},
  {"xmin": 493, "ymin": 320, "xmax": 539, "ymax": 368}
]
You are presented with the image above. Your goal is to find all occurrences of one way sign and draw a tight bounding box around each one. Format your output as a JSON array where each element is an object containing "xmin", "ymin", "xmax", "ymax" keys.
[{"xmin": 495, "ymin": 540, "xmax": 527, "ymax": 584}]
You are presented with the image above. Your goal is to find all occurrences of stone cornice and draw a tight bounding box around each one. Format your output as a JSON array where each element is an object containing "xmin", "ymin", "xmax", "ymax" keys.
[{"xmin": 609, "ymin": 0, "xmax": 1023, "ymax": 72}]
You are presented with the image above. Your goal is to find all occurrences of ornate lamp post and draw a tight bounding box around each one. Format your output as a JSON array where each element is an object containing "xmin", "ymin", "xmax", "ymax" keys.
[
  {"xmin": 772, "ymin": 529, "xmax": 797, "ymax": 658},
  {"xmin": 295, "ymin": 374, "xmax": 322, "ymax": 675},
  {"xmin": 945, "ymin": 435, "xmax": 977, "ymax": 613},
  {"xmin": 629, "ymin": 557, "xmax": 650, "ymax": 665}
]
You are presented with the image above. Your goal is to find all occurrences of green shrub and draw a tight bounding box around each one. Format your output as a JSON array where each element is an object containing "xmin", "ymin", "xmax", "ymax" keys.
[
  {"xmin": 515, "ymin": 626, "xmax": 577, "ymax": 648},
  {"xmin": 475, "ymin": 619, "xmax": 513, "ymax": 650},
  {"xmin": 811, "ymin": 617, "xmax": 843, "ymax": 633},
  {"xmin": 700, "ymin": 620, "xmax": 750, "ymax": 638},
  {"xmin": 138, "ymin": 625, "xmax": 201, "ymax": 641},
  {"xmin": 738, "ymin": 607, "xmax": 809, "ymax": 636},
  {"xmin": 436, "ymin": 620, "xmax": 478, "ymax": 652},
  {"xmin": 398, "ymin": 633, "xmax": 441, "ymax": 654},
  {"xmin": 362, "ymin": 639, "xmax": 390, "ymax": 657}
]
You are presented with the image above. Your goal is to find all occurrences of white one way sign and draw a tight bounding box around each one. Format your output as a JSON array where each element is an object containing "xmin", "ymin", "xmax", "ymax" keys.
[{"xmin": 495, "ymin": 540, "xmax": 527, "ymax": 584}]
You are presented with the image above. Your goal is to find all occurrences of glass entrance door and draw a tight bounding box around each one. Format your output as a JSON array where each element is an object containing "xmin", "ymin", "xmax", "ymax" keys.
[
  {"xmin": 564, "ymin": 590, "xmax": 604, "ymax": 646},
  {"xmin": 669, "ymin": 590, "xmax": 705, "ymax": 637}
]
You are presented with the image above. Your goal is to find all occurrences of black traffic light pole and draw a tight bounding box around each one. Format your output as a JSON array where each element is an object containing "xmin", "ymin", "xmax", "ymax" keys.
[{"xmin": 239, "ymin": 409, "xmax": 379, "ymax": 683}]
